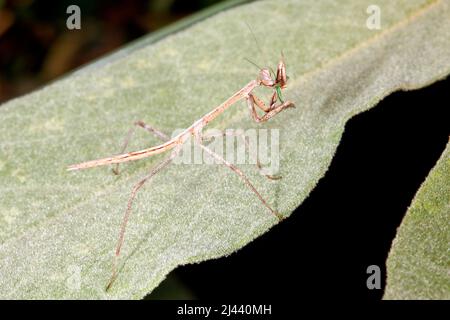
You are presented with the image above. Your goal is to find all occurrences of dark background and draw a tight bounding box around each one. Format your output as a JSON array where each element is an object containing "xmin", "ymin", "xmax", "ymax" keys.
[{"xmin": 1, "ymin": 0, "xmax": 448, "ymax": 301}]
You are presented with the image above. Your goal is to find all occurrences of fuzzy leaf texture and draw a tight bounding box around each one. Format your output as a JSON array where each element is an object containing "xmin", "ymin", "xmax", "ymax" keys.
[
  {"xmin": 0, "ymin": 0, "xmax": 449, "ymax": 299},
  {"xmin": 384, "ymin": 141, "xmax": 450, "ymax": 300}
]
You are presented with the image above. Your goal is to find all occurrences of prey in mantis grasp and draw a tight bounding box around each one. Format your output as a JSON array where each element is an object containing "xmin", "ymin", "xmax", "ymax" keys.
[{"xmin": 68, "ymin": 56, "xmax": 295, "ymax": 290}]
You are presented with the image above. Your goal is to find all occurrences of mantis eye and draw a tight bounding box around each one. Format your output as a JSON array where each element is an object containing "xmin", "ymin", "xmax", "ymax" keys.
[{"xmin": 259, "ymin": 68, "xmax": 275, "ymax": 87}]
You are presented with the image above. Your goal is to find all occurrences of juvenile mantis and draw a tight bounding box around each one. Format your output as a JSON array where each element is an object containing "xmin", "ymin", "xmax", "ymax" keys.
[{"xmin": 68, "ymin": 55, "xmax": 295, "ymax": 290}]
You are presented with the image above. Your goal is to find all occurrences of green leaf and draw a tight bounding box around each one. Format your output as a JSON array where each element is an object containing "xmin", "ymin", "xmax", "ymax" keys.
[
  {"xmin": 0, "ymin": 0, "xmax": 449, "ymax": 299},
  {"xmin": 384, "ymin": 141, "xmax": 450, "ymax": 300}
]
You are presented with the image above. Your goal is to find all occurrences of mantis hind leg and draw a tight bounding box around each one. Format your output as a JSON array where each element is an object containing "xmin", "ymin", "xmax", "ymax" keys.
[
  {"xmin": 194, "ymin": 131, "xmax": 283, "ymax": 221},
  {"xmin": 113, "ymin": 121, "xmax": 170, "ymax": 175},
  {"xmin": 106, "ymin": 144, "xmax": 182, "ymax": 291}
]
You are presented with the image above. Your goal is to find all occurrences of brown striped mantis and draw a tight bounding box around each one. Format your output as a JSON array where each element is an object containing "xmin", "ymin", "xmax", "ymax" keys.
[{"xmin": 68, "ymin": 56, "xmax": 295, "ymax": 290}]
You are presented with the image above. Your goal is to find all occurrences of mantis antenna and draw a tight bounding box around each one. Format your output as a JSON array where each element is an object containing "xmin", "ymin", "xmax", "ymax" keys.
[{"xmin": 244, "ymin": 22, "xmax": 276, "ymax": 77}]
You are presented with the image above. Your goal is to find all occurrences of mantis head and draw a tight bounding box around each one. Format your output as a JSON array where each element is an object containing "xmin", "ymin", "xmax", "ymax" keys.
[
  {"xmin": 257, "ymin": 55, "xmax": 289, "ymax": 103},
  {"xmin": 258, "ymin": 56, "xmax": 288, "ymax": 89}
]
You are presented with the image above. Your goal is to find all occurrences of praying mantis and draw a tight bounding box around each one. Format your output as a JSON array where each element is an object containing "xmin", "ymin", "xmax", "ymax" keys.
[{"xmin": 68, "ymin": 55, "xmax": 295, "ymax": 290}]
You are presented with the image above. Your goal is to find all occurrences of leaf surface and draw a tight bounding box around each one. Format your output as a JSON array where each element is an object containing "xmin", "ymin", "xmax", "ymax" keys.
[{"xmin": 384, "ymin": 141, "xmax": 450, "ymax": 299}]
